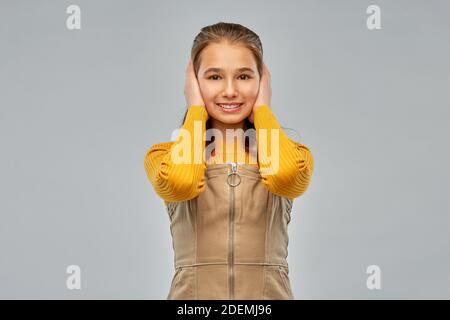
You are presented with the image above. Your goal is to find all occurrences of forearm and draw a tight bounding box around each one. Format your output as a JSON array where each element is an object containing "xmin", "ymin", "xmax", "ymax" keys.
[
  {"xmin": 253, "ymin": 105, "xmax": 314, "ymax": 199},
  {"xmin": 144, "ymin": 105, "xmax": 209, "ymax": 202}
]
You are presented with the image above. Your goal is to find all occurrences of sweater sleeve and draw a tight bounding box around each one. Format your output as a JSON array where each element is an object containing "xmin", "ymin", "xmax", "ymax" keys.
[
  {"xmin": 143, "ymin": 105, "xmax": 209, "ymax": 202},
  {"xmin": 253, "ymin": 105, "xmax": 314, "ymax": 199}
]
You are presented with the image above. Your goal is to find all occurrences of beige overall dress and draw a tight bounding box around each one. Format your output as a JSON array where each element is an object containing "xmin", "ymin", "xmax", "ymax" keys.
[{"xmin": 165, "ymin": 162, "xmax": 294, "ymax": 300}]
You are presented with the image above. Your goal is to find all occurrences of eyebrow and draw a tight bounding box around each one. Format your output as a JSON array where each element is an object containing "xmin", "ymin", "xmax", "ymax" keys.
[{"xmin": 203, "ymin": 67, "xmax": 255, "ymax": 74}]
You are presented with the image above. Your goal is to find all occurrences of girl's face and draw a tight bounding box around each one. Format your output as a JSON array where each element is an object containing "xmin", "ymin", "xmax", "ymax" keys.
[{"xmin": 197, "ymin": 42, "xmax": 260, "ymax": 126}]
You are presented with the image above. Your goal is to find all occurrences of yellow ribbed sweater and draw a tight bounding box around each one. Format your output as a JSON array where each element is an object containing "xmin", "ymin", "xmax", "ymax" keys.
[{"xmin": 144, "ymin": 105, "xmax": 314, "ymax": 203}]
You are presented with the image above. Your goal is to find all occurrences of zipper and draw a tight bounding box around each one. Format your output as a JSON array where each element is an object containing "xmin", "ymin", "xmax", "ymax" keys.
[
  {"xmin": 227, "ymin": 162, "xmax": 241, "ymax": 187},
  {"xmin": 226, "ymin": 162, "xmax": 242, "ymax": 299}
]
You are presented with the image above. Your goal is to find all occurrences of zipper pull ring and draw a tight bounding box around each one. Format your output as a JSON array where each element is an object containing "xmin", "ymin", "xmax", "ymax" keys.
[{"xmin": 227, "ymin": 162, "xmax": 241, "ymax": 187}]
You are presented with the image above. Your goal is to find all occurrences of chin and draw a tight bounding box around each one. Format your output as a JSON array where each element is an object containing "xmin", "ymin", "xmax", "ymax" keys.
[{"xmin": 218, "ymin": 116, "xmax": 247, "ymax": 124}]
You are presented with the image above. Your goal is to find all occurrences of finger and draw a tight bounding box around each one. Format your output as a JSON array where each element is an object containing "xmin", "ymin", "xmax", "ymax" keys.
[
  {"xmin": 186, "ymin": 63, "xmax": 192, "ymax": 81},
  {"xmin": 259, "ymin": 64, "xmax": 266, "ymax": 82},
  {"xmin": 187, "ymin": 59, "xmax": 191, "ymax": 71},
  {"xmin": 190, "ymin": 60, "xmax": 198, "ymax": 80},
  {"xmin": 188, "ymin": 59, "xmax": 196, "ymax": 77},
  {"xmin": 264, "ymin": 63, "xmax": 270, "ymax": 78},
  {"xmin": 264, "ymin": 62, "xmax": 270, "ymax": 78}
]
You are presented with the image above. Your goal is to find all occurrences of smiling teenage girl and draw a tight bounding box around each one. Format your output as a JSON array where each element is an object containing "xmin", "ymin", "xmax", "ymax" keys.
[{"xmin": 144, "ymin": 22, "xmax": 314, "ymax": 300}]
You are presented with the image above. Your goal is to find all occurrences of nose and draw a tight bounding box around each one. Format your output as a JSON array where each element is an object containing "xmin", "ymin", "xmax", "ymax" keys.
[{"xmin": 222, "ymin": 78, "xmax": 238, "ymax": 98}]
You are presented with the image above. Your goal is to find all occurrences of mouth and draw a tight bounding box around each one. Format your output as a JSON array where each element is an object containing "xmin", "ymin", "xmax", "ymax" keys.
[{"xmin": 216, "ymin": 103, "xmax": 244, "ymax": 113}]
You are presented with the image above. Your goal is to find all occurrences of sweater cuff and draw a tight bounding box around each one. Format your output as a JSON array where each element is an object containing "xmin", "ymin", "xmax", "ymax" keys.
[
  {"xmin": 253, "ymin": 104, "xmax": 292, "ymax": 143},
  {"xmin": 253, "ymin": 105, "xmax": 279, "ymax": 127},
  {"xmin": 185, "ymin": 105, "xmax": 209, "ymax": 124}
]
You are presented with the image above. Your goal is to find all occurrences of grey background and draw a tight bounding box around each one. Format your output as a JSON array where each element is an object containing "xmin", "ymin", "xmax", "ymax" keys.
[{"xmin": 1, "ymin": 0, "xmax": 449, "ymax": 299}]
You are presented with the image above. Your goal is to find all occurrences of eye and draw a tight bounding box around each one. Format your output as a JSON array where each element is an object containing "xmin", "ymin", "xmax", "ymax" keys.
[
  {"xmin": 208, "ymin": 74, "xmax": 252, "ymax": 80},
  {"xmin": 239, "ymin": 74, "xmax": 252, "ymax": 80},
  {"xmin": 208, "ymin": 74, "xmax": 221, "ymax": 80}
]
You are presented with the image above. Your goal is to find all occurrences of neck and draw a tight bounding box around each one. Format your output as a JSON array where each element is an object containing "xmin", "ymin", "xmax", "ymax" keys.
[
  {"xmin": 209, "ymin": 118, "xmax": 248, "ymax": 163},
  {"xmin": 210, "ymin": 118, "xmax": 247, "ymax": 137}
]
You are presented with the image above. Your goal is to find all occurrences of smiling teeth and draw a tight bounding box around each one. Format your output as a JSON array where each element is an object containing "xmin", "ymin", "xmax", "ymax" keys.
[{"xmin": 218, "ymin": 104, "xmax": 241, "ymax": 109}]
